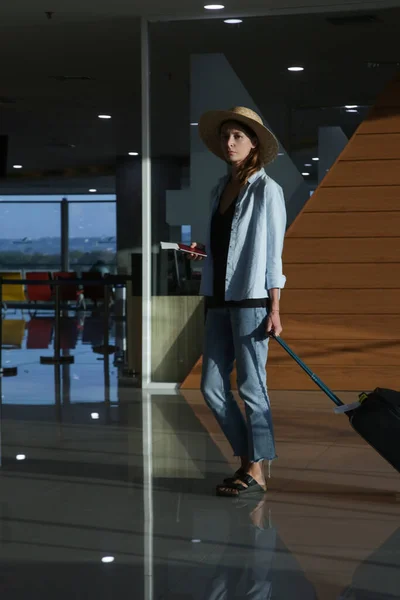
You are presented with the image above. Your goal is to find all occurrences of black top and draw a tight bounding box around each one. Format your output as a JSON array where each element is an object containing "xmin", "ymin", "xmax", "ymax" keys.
[{"xmin": 206, "ymin": 196, "xmax": 268, "ymax": 309}]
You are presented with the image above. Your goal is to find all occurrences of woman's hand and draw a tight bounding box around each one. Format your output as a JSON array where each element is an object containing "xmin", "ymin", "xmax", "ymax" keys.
[
  {"xmin": 189, "ymin": 242, "xmax": 205, "ymax": 261},
  {"xmin": 266, "ymin": 310, "xmax": 282, "ymax": 337}
]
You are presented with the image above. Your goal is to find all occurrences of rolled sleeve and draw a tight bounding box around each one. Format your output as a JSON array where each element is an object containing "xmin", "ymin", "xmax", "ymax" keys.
[{"xmin": 266, "ymin": 183, "xmax": 287, "ymax": 291}]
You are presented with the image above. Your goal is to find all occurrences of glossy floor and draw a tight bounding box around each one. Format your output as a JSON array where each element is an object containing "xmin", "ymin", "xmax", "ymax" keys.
[
  {"xmin": 1, "ymin": 327, "xmax": 400, "ymax": 598},
  {"xmin": 1, "ymin": 310, "xmax": 123, "ymax": 404}
]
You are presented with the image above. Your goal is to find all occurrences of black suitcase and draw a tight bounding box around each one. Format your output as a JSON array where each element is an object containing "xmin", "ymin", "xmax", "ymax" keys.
[{"xmin": 273, "ymin": 336, "xmax": 400, "ymax": 474}]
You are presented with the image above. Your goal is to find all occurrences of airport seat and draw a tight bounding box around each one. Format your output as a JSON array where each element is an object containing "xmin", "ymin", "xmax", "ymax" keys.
[
  {"xmin": 0, "ymin": 271, "xmax": 26, "ymax": 303},
  {"xmin": 2, "ymin": 319, "xmax": 25, "ymax": 349},
  {"xmin": 59, "ymin": 317, "xmax": 79, "ymax": 349},
  {"xmin": 53, "ymin": 271, "xmax": 79, "ymax": 302},
  {"xmin": 26, "ymin": 272, "xmax": 52, "ymax": 303},
  {"xmin": 26, "ymin": 317, "xmax": 54, "ymax": 349}
]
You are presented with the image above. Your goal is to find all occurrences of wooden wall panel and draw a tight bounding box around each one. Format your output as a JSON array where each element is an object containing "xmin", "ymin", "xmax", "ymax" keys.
[
  {"xmin": 182, "ymin": 361, "xmax": 400, "ymax": 391},
  {"xmin": 283, "ymin": 238, "xmax": 400, "ymax": 263},
  {"xmin": 358, "ymin": 109, "xmax": 400, "ymax": 134},
  {"xmin": 181, "ymin": 358, "xmax": 202, "ymax": 388},
  {"xmin": 322, "ymin": 160, "xmax": 400, "ymax": 187},
  {"xmin": 287, "ymin": 211, "xmax": 400, "ymax": 238},
  {"xmin": 272, "ymin": 315, "xmax": 400, "ymax": 341},
  {"xmin": 302, "ymin": 186, "xmax": 400, "ymax": 213},
  {"xmin": 268, "ymin": 340, "xmax": 400, "ymax": 367},
  {"xmin": 267, "ymin": 366, "xmax": 400, "ymax": 391},
  {"xmin": 285, "ymin": 263, "xmax": 400, "ymax": 289},
  {"xmin": 343, "ymin": 134, "xmax": 400, "ymax": 160},
  {"xmin": 280, "ymin": 289, "xmax": 400, "ymax": 314}
]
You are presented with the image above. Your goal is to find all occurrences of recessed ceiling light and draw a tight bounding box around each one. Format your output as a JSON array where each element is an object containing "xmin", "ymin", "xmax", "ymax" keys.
[
  {"xmin": 13, "ymin": 165, "xmax": 23, "ymax": 169},
  {"xmin": 101, "ymin": 556, "xmax": 115, "ymax": 564},
  {"xmin": 16, "ymin": 454, "xmax": 26, "ymax": 461},
  {"xmin": 128, "ymin": 151, "xmax": 139, "ymax": 156},
  {"xmin": 190, "ymin": 122, "xmax": 199, "ymax": 126},
  {"xmin": 91, "ymin": 412, "xmax": 100, "ymax": 419},
  {"xmin": 345, "ymin": 105, "xmax": 358, "ymax": 109},
  {"xmin": 89, "ymin": 189, "xmax": 97, "ymax": 193},
  {"xmin": 224, "ymin": 18, "xmax": 242, "ymax": 24},
  {"xmin": 312, "ymin": 157, "xmax": 319, "ymax": 161},
  {"xmin": 288, "ymin": 66, "xmax": 304, "ymax": 72},
  {"xmin": 302, "ymin": 172, "xmax": 310, "ymax": 176},
  {"xmin": 304, "ymin": 163, "xmax": 312, "ymax": 167},
  {"xmin": 204, "ymin": 4, "xmax": 225, "ymax": 9},
  {"xmin": 98, "ymin": 114, "xmax": 111, "ymax": 119}
]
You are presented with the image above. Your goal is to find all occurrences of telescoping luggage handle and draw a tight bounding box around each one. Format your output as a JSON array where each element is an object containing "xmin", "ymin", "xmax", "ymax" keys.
[{"xmin": 272, "ymin": 335, "xmax": 344, "ymax": 408}]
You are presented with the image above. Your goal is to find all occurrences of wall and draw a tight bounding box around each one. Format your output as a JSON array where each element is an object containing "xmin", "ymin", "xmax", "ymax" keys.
[
  {"xmin": 116, "ymin": 156, "xmax": 184, "ymax": 279},
  {"xmin": 166, "ymin": 53, "xmax": 306, "ymax": 244},
  {"xmin": 269, "ymin": 76, "xmax": 400, "ymax": 390},
  {"xmin": 183, "ymin": 76, "xmax": 400, "ymax": 391},
  {"xmin": 116, "ymin": 157, "xmax": 142, "ymax": 274},
  {"xmin": 318, "ymin": 126, "xmax": 348, "ymax": 183}
]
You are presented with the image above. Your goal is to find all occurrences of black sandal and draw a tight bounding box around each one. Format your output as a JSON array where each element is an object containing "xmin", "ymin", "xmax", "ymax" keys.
[
  {"xmin": 223, "ymin": 467, "xmax": 246, "ymax": 484},
  {"xmin": 216, "ymin": 474, "xmax": 267, "ymax": 498}
]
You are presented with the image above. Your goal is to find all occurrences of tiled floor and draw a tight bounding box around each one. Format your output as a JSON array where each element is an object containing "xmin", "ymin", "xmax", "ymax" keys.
[{"xmin": 1, "ymin": 320, "xmax": 400, "ymax": 598}]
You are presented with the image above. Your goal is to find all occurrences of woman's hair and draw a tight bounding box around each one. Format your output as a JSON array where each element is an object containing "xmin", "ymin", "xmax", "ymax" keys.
[{"xmin": 220, "ymin": 120, "xmax": 263, "ymax": 186}]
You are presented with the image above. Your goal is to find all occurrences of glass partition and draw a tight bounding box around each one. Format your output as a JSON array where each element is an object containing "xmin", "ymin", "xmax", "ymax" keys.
[
  {"xmin": 0, "ymin": 197, "xmax": 116, "ymax": 274},
  {"xmin": 0, "ymin": 200, "xmax": 61, "ymax": 272},
  {"xmin": 68, "ymin": 200, "xmax": 117, "ymax": 273},
  {"xmin": 0, "ymin": 14, "xmax": 141, "ymax": 401}
]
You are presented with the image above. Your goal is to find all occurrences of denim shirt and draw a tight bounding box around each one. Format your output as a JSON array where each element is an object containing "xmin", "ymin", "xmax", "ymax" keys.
[{"xmin": 200, "ymin": 168, "xmax": 287, "ymax": 300}]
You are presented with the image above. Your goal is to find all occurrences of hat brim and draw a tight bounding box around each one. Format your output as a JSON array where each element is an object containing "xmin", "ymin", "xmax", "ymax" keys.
[{"xmin": 198, "ymin": 110, "xmax": 279, "ymax": 165}]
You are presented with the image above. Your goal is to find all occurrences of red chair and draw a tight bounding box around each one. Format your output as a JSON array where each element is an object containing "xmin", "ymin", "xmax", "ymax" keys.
[
  {"xmin": 60, "ymin": 317, "xmax": 79, "ymax": 349},
  {"xmin": 26, "ymin": 317, "xmax": 54, "ymax": 349},
  {"xmin": 53, "ymin": 272, "xmax": 78, "ymax": 302},
  {"xmin": 26, "ymin": 272, "xmax": 52, "ymax": 303}
]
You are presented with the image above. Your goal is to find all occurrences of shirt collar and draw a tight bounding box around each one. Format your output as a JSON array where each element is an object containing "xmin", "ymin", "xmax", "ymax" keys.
[{"xmin": 247, "ymin": 168, "xmax": 265, "ymax": 185}]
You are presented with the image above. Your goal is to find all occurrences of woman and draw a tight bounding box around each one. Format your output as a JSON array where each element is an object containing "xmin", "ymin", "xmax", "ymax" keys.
[{"xmin": 190, "ymin": 106, "xmax": 286, "ymax": 497}]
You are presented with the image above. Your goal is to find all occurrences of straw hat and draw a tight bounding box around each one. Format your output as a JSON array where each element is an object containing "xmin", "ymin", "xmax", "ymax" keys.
[{"xmin": 198, "ymin": 106, "xmax": 279, "ymax": 165}]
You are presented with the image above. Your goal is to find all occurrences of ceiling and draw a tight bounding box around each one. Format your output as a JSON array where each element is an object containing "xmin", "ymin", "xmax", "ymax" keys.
[
  {"xmin": 0, "ymin": 0, "xmax": 399, "ymax": 193},
  {"xmin": 2, "ymin": 0, "xmax": 399, "ymax": 22}
]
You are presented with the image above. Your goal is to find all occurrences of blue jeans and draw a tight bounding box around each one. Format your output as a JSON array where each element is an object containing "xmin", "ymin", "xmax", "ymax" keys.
[{"xmin": 201, "ymin": 306, "xmax": 276, "ymax": 463}]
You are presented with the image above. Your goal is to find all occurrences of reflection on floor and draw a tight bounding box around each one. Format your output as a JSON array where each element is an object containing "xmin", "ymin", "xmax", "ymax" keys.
[
  {"xmin": 1, "ymin": 336, "xmax": 400, "ymax": 598},
  {"xmin": 1, "ymin": 310, "xmax": 124, "ymax": 404}
]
